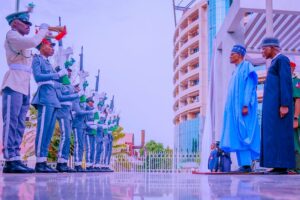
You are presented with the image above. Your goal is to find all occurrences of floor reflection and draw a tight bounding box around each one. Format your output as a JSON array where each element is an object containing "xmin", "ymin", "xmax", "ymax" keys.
[{"xmin": 0, "ymin": 173, "xmax": 300, "ymax": 200}]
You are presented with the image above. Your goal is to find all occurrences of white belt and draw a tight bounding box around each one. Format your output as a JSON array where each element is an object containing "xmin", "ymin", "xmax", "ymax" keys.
[
  {"xmin": 9, "ymin": 64, "xmax": 32, "ymax": 73},
  {"xmin": 61, "ymin": 101, "xmax": 72, "ymax": 106},
  {"xmin": 102, "ymin": 125, "xmax": 108, "ymax": 129},
  {"xmin": 86, "ymin": 122, "xmax": 97, "ymax": 130},
  {"xmin": 86, "ymin": 121, "xmax": 95, "ymax": 125},
  {"xmin": 37, "ymin": 80, "xmax": 54, "ymax": 86}
]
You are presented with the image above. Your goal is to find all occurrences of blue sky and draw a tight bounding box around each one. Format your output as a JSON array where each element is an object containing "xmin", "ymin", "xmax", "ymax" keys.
[{"xmin": 0, "ymin": 0, "xmax": 175, "ymax": 147}]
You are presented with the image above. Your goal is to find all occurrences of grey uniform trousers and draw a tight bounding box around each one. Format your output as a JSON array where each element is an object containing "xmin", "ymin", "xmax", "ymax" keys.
[
  {"xmin": 2, "ymin": 87, "xmax": 29, "ymax": 161},
  {"xmin": 35, "ymin": 105, "xmax": 57, "ymax": 162},
  {"xmin": 57, "ymin": 117, "xmax": 72, "ymax": 163},
  {"xmin": 73, "ymin": 127, "xmax": 85, "ymax": 166}
]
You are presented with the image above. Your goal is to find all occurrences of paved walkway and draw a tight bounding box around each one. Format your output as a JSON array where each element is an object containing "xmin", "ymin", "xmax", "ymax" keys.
[{"xmin": 0, "ymin": 172, "xmax": 300, "ymax": 199}]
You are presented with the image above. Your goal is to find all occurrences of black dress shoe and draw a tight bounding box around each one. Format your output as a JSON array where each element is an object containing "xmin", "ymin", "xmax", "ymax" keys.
[
  {"xmin": 86, "ymin": 166, "xmax": 96, "ymax": 172},
  {"xmin": 264, "ymin": 168, "xmax": 288, "ymax": 175},
  {"xmin": 106, "ymin": 167, "xmax": 114, "ymax": 172},
  {"xmin": 93, "ymin": 167, "xmax": 104, "ymax": 172},
  {"xmin": 15, "ymin": 161, "xmax": 35, "ymax": 173},
  {"xmin": 100, "ymin": 167, "xmax": 108, "ymax": 172},
  {"xmin": 102, "ymin": 167, "xmax": 114, "ymax": 172},
  {"xmin": 232, "ymin": 166, "xmax": 252, "ymax": 173},
  {"xmin": 3, "ymin": 161, "xmax": 33, "ymax": 173},
  {"xmin": 35, "ymin": 162, "xmax": 58, "ymax": 173},
  {"xmin": 75, "ymin": 165, "xmax": 86, "ymax": 172},
  {"xmin": 56, "ymin": 163, "xmax": 76, "ymax": 173}
]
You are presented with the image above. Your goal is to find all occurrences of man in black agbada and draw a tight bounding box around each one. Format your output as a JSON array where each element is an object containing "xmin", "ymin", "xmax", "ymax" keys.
[{"xmin": 260, "ymin": 37, "xmax": 295, "ymax": 174}]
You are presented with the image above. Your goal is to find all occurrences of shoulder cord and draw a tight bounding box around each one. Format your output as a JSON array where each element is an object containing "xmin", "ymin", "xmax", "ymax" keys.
[{"xmin": 6, "ymin": 32, "xmax": 33, "ymax": 59}]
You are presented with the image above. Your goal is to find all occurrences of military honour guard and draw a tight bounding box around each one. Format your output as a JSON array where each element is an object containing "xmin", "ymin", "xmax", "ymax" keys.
[{"xmin": 1, "ymin": 4, "xmax": 118, "ymax": 173}]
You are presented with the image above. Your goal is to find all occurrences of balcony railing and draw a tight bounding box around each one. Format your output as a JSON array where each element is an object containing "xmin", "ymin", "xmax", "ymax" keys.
[{"xmin": 175, "ymin": 101, "xmax": 200, "ymax": 117}]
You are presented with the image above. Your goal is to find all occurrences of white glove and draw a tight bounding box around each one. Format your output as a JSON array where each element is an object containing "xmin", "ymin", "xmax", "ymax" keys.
[
  {"xmin": 58, "ymin": 68, "xmax": 68, "ymax": 77},
  {"xmin": 39, "ymin": 23, "xmax": 49, "ymax": 30},
  {"xmin": 99, "ymin": 92, "xmax": 106, "ymax": 100},
  {"xmin": 78, "ymin": 71, "xmax": 89, "ymax": 79},
  {"xmin": 90, "ymin": 124, "xmax": 97, "ymax": 129},
  {"xmin": 93, "ymin": 92, "xmax": 99, "ymax": 99},
  {"xmin": 77, "ymin": 90, "xmax": 84, "ymax": 96}
]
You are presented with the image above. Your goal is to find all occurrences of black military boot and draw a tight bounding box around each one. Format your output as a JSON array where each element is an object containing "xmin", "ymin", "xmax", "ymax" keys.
[
  {"xmin": 105, "ymin": 167, "xmax": 114, "ymax": 172},
  {"xmin": 101, "ymin": 166, "xmax": 114, "ymax": 172},
  {"xmin": 93, "ymin": 167, "xmax": 103, "ymax": 172},
  {"xmin": 56, "ymin": 163, "xmax": 76, "ymax": 173},
  {"xmin": 86, "ymin": 166, "xmax": 96, "ymax": 172},
  {"xmin": 74, "ymin": 165, "xmax": 86, "ymax": 172},
  {"xmin": 3, "ymin": 161, "xmax": 34, "ymax": 173},
  {"xmin": 35, "ymin": 162, "xmax": 58, "ymax": 173},
  {"xmin": 15, "ymin": 160, "xmax": 35, "ymax": 173}
]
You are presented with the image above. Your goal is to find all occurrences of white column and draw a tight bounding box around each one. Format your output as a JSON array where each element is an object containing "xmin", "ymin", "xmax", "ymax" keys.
[
  {"xmin": 265, "ymin": 0, "xmax": 274, "ymax": 69},
  {"xmin": 266, "ymin": 0, "xmax": 274, "ymax": 37}
]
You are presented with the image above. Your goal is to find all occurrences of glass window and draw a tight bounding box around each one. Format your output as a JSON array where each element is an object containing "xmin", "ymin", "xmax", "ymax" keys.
[{"xmin": 175, "ymin": 117, "xmax": 201, "ymax": 154}]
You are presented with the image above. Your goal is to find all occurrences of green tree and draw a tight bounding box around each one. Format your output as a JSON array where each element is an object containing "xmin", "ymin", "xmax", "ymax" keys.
[
  {"xmin": 25, "ymin": 106, "xmax": 37, "ymax": 128},
  {"xmin": 47, "ymin": 122, "xmax": 61, "ymax": 162},
  {"xmin": 145, "ymin": 140, "xmax": 164, "ymax": 152},
  {"xmin": 47, "ymin": 123, "xmax": 75, "ymax": 162},
  {"xmin": 112, "ymin": 126, "xmax": 126, "ymax": 155},
  {"xmin": 141, "ymin": 140, "xmax": 173, "ymax": 171},
  {"xmin": 22, "ymin": 106, "xmax": 37, "ymax": 160}
]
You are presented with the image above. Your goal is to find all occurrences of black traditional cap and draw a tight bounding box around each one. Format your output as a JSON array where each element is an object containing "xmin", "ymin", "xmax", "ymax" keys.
[{"xmin": 261, "ymin": 37, "xmax": 280, "ymax": 48}]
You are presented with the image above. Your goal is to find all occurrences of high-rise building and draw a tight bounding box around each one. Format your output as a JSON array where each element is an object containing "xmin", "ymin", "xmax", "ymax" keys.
[{"xmin": 173, "ymin": 1, "xmax": 208, "ymax": 155}]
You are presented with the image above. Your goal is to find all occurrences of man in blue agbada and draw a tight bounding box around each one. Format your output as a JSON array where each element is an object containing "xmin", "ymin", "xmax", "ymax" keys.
[
  {"xmin": 220, "ymin": 44, "xmax": 260, "ymax": 173},
  {"xmin": 260, "ymin": 38, "xmax": 295, "ymax": 174}
]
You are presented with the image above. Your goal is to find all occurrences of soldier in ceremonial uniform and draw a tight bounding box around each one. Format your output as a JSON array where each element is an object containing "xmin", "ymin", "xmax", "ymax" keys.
[
  {"xmin": 1, "ymin": 10, "xmax": 50, "ymax": 173},
  {"xmin": 72, "ymin": 89, "xmax": 93, "ymax": 172},
  {"xmin": 84, "ymin": 97, "xmax": 98, "ymax": 172},
  {"xmin": 291, "ymin": 61, "xmax": 300, "ymax": 173},
  {"xmin": 102, "ymin": 107, "xmax": 115, "ymax": 172},
  {"xmin": 56, "ymin": 65, "xmax": 79, "ymax": 172},
  {"xmin": 31, "ymin": 38, "xmax": 69, "ymax": 173},
  {"xmin": 93, "ymin": 93, "xmax": 107, "ymax": 171}
]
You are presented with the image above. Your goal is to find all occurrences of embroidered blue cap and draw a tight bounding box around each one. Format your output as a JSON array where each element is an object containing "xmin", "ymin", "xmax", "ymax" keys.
[
  {"xmin": 6, "ymin": 11, "xmax": 32, "ymax": 26},
  {"xmin": 231, "ymin": 44, "xmax": 246, "ymax": 57},
  {"xmin": 261, "ymin": 37, "xmax": 280, "ymax": 48},
  {"xmin": 86, "ymin": 97, "xmax": 94, "ymax": 103}
]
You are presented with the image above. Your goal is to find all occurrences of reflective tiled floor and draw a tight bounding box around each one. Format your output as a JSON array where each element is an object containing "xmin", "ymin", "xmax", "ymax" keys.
[{"xmin": 0, "ymin": 172, "xmax": 300, "ymax": 200}]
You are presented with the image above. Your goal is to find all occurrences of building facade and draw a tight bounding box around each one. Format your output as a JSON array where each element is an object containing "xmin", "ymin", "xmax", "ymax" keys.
[{"xmin": 173, "ymin": 1, "xmax": 208, "ymax": 155}]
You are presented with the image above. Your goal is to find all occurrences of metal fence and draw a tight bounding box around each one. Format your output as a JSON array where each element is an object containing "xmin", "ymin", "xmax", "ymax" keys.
[
  {"xmin": 111, "ymin": 152, "xmax": 200, "ymax": 173},
  {"xmin": 0, "ymin": 152, "xmax": 201, "ymax": 173}
]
